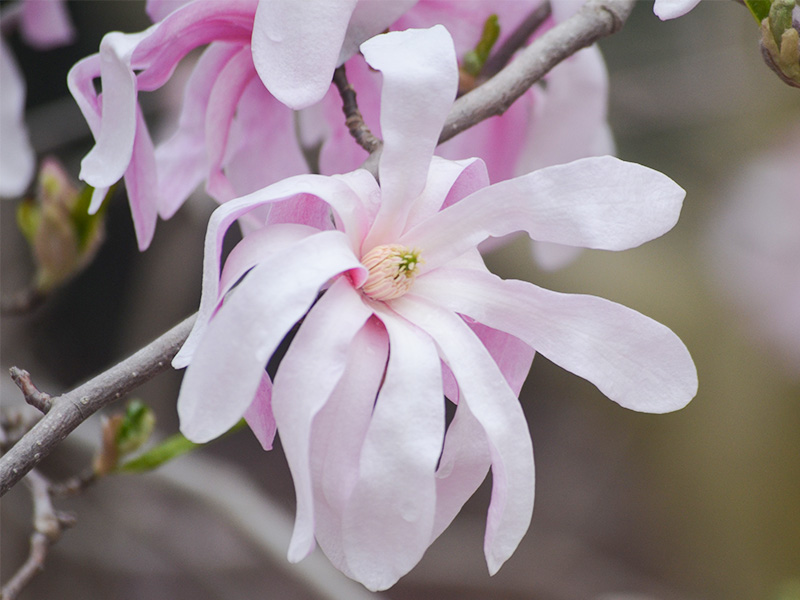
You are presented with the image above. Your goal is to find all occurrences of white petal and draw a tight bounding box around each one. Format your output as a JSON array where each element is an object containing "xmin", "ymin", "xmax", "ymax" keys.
[
  {"xmin": 177, "ymin": 230, "xmax": 363, "ymax": 443},
  {"xmin": 341, "ymin": 307, "xmax": 444, "ymax": 591},
  {"xmin": 273, "ymin": 279, "xmax": 373, "ymax": 562},
  {"xmin": 0, "ymin": 41, "xmax": 34, "ymax": 198},
  {"xmin": 402, "ymin": 156, "xmax": 686, "ymax": 271},
  {"xmin": 392, "ymin": 294, "xmax": 535, "ymax": 575},
  {"xmin": 361, "ymin": 25, "xmax": 458, "ymax": 246},
  {"xmin": 252, "ymin": 0, "xmax": 357, "ymax": 109},
  {"xmin": 414, "ymin": 268, "xmax": 698, "ymax": 413}
]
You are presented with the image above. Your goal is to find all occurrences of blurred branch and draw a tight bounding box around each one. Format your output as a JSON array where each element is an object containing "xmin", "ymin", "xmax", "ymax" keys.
[
  {"xmin": 439, "ymin": 0, "xmax": 636, "ymax": 144},
  {"xmin": 0, "ymin": 314, "xmax": 196, "ymax": 496},
  {"xmin": 0, "ymin": 469, "xmax": 76, "ymax": 600}
]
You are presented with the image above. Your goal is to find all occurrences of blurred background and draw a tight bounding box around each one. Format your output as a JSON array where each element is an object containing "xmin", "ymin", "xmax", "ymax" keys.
[{"xmin": 1, "ymin": 1, "xmax": 799, "ymax": 599}]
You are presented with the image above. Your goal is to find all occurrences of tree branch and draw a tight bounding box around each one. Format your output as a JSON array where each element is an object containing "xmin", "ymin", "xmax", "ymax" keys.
[
  {"xmin": 9, "ymin": 368, "xmax": 53, "ymax": 414},
  {"xmin": 439, "ymin": 0, "xmax": 636, "ymax": 144},
  {"xmin": 0, "ymin": 469, "xmax": 76, "ymax": 600},
  {"xmin": 333, "ymin": 64, "xmax": 381, "ymax": 154},
  {"xmin": 481, "ymin": 1, "xmax": 553, "ymax": 80},
  {"xmin": 0, "ymin": 314, "xmax": 196, "ymax": 496}
]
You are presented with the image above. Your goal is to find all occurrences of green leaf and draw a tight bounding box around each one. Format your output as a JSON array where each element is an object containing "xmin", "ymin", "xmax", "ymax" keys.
[
  {"xmin": 71, "ymin": 184, "xmax": 112, "ymax": 252},
  {"xmin": 744, "ymin": 0, "xmax": 773, "ymax": 22},
  {"xmin": 462, "ymin": 14, "xmax": 500, "ymax": 77},
  {"xmin": 116, "ymin": 400, "xmax": 156, "ymax": 455},
  {"xmin": 118, "ymin": 419, "xmax": 247, "ymax": 473}
]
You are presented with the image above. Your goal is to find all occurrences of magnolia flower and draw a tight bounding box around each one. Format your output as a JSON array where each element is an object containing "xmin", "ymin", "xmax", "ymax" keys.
[
  {"xmin": 68, "ymin": 0, "xmax": 411, "ymax": 249},
  {"xmin": 0, "ymin": 0, "xmax": 74, "ymax": 197},
  {"xmin": 69, "ymin": 0, "xmax": 612, "ymax": 251},
  {"xmin": 175, "ymin": 26, "xmax": 697, "ymax": 590}
]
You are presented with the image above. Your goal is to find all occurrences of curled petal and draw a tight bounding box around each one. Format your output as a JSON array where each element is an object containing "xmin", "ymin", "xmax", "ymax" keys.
[
  {"xmin": 361, "ymin": 25, "xmax": 458, "ymax": 246},
  {"xmin": 177, "ymin": 230, "xmax": 363, "ymax": 443},
  {"xmin": 273, "ymin": 279, "xmax": 373, "ymax": 563},
  {"xmin": 414, "ymin": 268, "xmax": 698, "ymax": 413},
  {"xmin": 341, "ymin": 307, "xmax": 444, "ymax": 591},
  {"xmin": 403, "ymin": 156, "xmax": 686, "ymax": 271},
  {"xmin": 243, "ymin": 372, "xmax": 276, "ymax": 450},
  {"xmin": 392, "ymin": 294, "xmax": 535, "ymax": 575}
]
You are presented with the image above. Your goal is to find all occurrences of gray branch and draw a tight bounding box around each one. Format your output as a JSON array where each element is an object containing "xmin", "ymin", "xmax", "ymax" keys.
[
  {"xmin": 0, "ymin": 315, "xmax": 196, "ymax": 496},
  {"xmin": 439, "ymin": 0, "xmax": 636, "ymax": 144}
]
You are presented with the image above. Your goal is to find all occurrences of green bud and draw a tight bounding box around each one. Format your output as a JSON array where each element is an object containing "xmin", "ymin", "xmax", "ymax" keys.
[
  {"xmin": 116, "ymin": 400, "xmax": 156, "ymax": 455},
  {"xmin": 15, "ymin": 158, "xmax": 110, "ymax": 294},
  {"xmin": 462, "ymin": 14, "xmax": 501, "ymax": 77},
  {"xmin": 758, "ymin": 0, "xmax": 800, "ymax": 87}
]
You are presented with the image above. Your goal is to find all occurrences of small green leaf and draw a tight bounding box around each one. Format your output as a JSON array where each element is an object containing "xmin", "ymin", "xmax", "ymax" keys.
[
  {"xmin": 744, "ymin": 0, "xmax": 773, "ymax": 22},
  {"xmin": 71, "ymin": 184, "xmax": 111, "ymax": 252},
  {"xmin": 119, "ymin": 419, "xmax": 247, "ymax": 473},
  {"xmin": 116, "ymin": 400, "xmax": 156, "ymax": 455},
  {"xmin": 462, "ymin": 14, "xmax": 500, "ymax": 77}
]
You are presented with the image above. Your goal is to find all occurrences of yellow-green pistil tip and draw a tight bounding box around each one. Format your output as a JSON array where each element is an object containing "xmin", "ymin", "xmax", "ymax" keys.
[{"xmin": 361, "ymin": 244, "xmax": 423, "ymax": 301}]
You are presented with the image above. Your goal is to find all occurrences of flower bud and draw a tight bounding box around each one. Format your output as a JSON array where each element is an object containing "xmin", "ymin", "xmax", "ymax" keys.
[{"xmin": 757, "ymin": 0, "xmax": 800, "ymax": 88}]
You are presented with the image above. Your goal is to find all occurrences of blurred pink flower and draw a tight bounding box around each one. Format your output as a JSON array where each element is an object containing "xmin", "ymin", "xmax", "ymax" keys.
[
  {"xmin": 0, "ymin": 0, "xmax": 74, "ymax": 197},
  {"xmin": 175, "ymin": 27, "xmax": 696, "ymax": 590},
  {"xmin": 707, "ymin": 126, "xmax": 800, "ymax": 375}
]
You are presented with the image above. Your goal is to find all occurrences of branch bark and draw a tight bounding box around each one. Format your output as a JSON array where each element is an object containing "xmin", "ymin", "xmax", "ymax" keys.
[
  {"xmin": 439, "ymin": 0, "xmax": 636, "ymax": 144},
  {"xmin": 0, "ymin": 315, "xmax": 196, "ymax": 496}
]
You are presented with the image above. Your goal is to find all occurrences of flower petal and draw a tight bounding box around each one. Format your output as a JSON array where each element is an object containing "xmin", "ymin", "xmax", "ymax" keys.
[
  {"xmin": 339, "ymin": 0, "xmax": 419, "ymax": 62},
  {"xmin": 78, "ymin": 31, "xmax": 146, "ymax": 189},
  {"xmin": 361, "ymin": 25, "xmax": 458, "ymax": 246},
  {"xmin": 415, "ymin": 268, "xmax": 698, "ymax": 413},
  {"xmin": 273, "ymin": 279, "xmax": 373, "ymax": 563},
  {"xmin": 155, "ymin": 43, "xmax": 240, "ymax": 218},
  {"xmin": 430, "ymin": 398, "xmax": 491, "ymax": 543},
  {"xmin": 20, "ymin": 0, "xmax": 75, "ymax": 50},
  {"xmin": 341, "ymin": 307, "xmax": 444, "ymax": 591},
  {"xmin": 0, "ymin": 41, "xmax": 34, "ymax": 198},
  {"xmin": 310, "ymin": 317, "xmax": 389, "ymax": 578},
  {"xmin": 402, "ymin": 156, "xmax": 686, "ymax": 271},
  {"xmin": 177, "ymin": 230, "xmax": 363, "ymax": 443},
  {"xmin": 252, "ymin": 0, "xmax": 357, "ymax": 109},
  {"xmin": 243, "ymin": 372, "xmax": 276, "ymax": 450},
  {"xmin": 123, "ymin": 106, "xmax": 159, "ymax": 250},
  {"xmin": 173, "ymin": 174, "xmax": 369, "ymax": 368},
  {"xmin": 392, "ymin": 294, "xmax": 535, "ymax": 575},
  {"xmin": 653, "ymin": 0, "xmax": 702, "ymax": 20}
]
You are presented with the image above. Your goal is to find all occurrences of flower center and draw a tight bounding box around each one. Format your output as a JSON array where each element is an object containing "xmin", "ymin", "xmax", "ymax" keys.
[{"xmin": 360, "ymin": 244, "xmax": 423, "ymax": 301}]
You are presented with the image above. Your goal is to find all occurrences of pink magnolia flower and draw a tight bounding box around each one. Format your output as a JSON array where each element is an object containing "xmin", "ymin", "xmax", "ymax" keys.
[
  {"xmin": 0, "ymin": 0, "xmax": 74, "ymax": 197},
  {"xmin": 68, "ymin": 0, "xmax": 411, "ymax": 249},
  {"xmin": 175, "ymin": 26, "xmax": 697, "ymax": 590}
]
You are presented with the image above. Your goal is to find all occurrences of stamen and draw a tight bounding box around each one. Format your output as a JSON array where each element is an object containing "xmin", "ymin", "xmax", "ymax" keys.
[{"xmin": 360, "ymin": 244, "xmax": 423, "ymax": 301}]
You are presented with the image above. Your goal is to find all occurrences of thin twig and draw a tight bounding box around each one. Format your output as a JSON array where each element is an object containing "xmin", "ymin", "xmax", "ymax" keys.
[
  {"xmin": 0, "ymin": 469, "xmax": 76, "ymax": 600},
  {"xmin": 0, "ymin": 314, "xmax": 196, "ymax": 496},
  {"xmin": 439, "ymin": 0, "xmax": 636, "ymax": 144},
  {"xmin": 481, "ymin": 1, "xmax": 553, "ymax": 79},
  {"xmin": 333, "ymin": 65, "xmax": 381, "ymax": 154},
  {"xmin": 9, "ymin": 368, "xmax": 53, "ymax": 414}
]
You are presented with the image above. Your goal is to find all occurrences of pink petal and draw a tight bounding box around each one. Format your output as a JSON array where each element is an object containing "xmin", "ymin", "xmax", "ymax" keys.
[
  {"xmin": 79, "ymin": 31, "xmax": 146, "ymax": 189},
  {"xmin": 392, "ymin": 294, "xmax": 535, "ymax": 575},
  {"xmin": 402, "ymin": 156, "xmax": 686, "ymax": 271},
  {"xmin": 273, "ymin": 279, "xmax": 373, "ymax": 562},
  {"xmin": 122, "ymin": 106, "xmax": 159, "ymax": 250},
  {"xmin": 177, "ymin": 230, "xmax": 363, "ymax": 443},
  {"xmin": 361, "ymin": 25, "xmax": 458, "ymax": 247},
  {"xmin": 516, "ymin": 45, "xmax": 613, "ymax": 173},
  {"xmin": 204, "ymin": 45, "xmax": 258, "ymax": 202},
  {"xmin": 310, "ymin": 318, "xmax": 389, "ymax": 579},
  {"xmin": 243, "ymin": 372, "xmax": 276, "ymax": 450},
  {"xmin": 173, "ymin": 174, "xmax": 369, "ymax": 368},
  {"xmin": 146, "ymin": 0, "xmax": 192, "ymax": 22},
  {"xmin": 467, "ymin": 320, "xmax": 535, "ymax": 397},
  {"xmin": 341, "ymin": 307, "xmax": 443, "ymax": 591},
  {"xmin": 20, "ymin": 0, "xmax": 75, "ymax": 50},
  {"xmin": 415, "ymin": 268, "xmax": 698, "ymax": 413},
  {"xmin": 252, "ymin": 0, "xmax": 357, "ymax": 109},
  {"xmin": 155, "ymin": 43, "xmax": 241, "ymax": 218},
  {"xmin": 0, "ymin": 41, "xmax": 34, "ymax": 197}
]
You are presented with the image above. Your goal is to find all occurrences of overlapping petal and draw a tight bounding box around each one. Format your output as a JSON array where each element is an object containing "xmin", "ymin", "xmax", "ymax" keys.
[
  {"xmin": 402, "ymin": 156, "xmax": 686, "ymax": 271},
  {"xmin": 413, "ymin": 268, "xmax": 698, "ymax": 413},
  {"xmin": 177, "ymin": 230, "xmax": 364, "ymax": 442}
]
